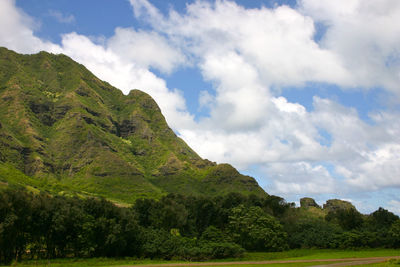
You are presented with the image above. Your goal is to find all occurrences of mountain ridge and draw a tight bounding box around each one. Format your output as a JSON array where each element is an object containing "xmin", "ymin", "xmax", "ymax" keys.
[{"xmin": 0, "ymin": 47, "xmax": 266, "ymax": 203}]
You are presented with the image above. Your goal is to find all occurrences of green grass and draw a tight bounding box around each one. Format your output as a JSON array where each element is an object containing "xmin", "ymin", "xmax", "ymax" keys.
[
  {"xmin": 210, "ymin": 248, "xmax": 399, "ymax": 262},
  {"xmin": 1, "ymin": 258, "xmax": 185, "ymax": 267},
  {"xmin": 3, "ymin": 249, "xmax": 399, "ymax": 267},
  {"xmin": 212, "ymin": 264, "xmax": 341, "ymax": 267},
  {"xmin": 283, "ymin": 249, "xmax": 400, "ymax": 260},
  {"xmin": 363, "ymin": 259, "xmax": 400, "ymax": 266},
  {"xmin": 0, "ymin": 259, "xmax": 343, "ymax": 267}
]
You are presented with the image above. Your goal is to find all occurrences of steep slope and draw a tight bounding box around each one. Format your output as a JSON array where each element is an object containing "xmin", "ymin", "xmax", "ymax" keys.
[{"xmin": 0, "ymin": 47, "xmax": 266, "ymax": 203}]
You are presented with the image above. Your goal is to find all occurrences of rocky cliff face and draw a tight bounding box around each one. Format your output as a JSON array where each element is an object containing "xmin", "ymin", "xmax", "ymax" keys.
[
  {"xmin": 300, "ymin": 197, "xmax": 321, "ymax": 208},
  {"xmin": 323, "ymin": 199, "xmax": 356, "ymax": 212},
  {"xmin": 0, "ymin": 47, "xmax": 266, "ymax": 203}
]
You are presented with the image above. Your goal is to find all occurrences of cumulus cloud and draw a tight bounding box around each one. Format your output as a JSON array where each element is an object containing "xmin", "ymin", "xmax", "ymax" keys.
[
  {"xmin": 180, "ymin": 95, "xmax": 326, "ymax": 171},
  {"xmin": 131, "ymin": 0, "xmax": 400, "ymax": 94},
  {"xmin": 300, "ymin": 0, "xmax": 400, "ymax": 93},
  {"xmin": 107, "ymin": 28, "xmax": 186, "ymax": 73},
  {"xmin": 0, "ymin": 0, "xmax": 61, "ymax": 54},
  {"xmin": 264, "ymin": 162, "xmax": 337, "ymax": 195},
  {"xmin": 181, "ymin": 94, "xmax": 400, "ymax": 196},
  {"xmin": 311, "ymin": 98, "xmax": 400, "ymax": 191},
  {"xmin": 131, "ymin": 0, "xmax": 350, "ymax": 88}
]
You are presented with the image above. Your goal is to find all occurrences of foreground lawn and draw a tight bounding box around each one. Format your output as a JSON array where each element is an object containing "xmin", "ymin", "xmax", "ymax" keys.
[
  {"xmin": 1, "ymin": 258, "xmax": 181, "ymax": 267},
  {"xmin": 219, "ymin": 248, "xmax": 400, "ymax": 262},
  {"xmin": 2, "ymin": 248, "xmax": 399, "ymax": 267},
  {"xmin": 365, "ymin": 259, "xmax": 400, "ymax": 266}
]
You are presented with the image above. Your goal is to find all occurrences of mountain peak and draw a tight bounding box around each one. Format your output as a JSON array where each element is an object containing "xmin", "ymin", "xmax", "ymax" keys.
[{"xmin": 0, "ymin": 47, "xmax": 266, "ymax": 203}]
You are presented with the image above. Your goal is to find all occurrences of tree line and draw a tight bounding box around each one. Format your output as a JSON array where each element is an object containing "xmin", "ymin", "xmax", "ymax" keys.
[{"xmin": 0, "ymin": 186, "xmax": 399, "ymax": 264}]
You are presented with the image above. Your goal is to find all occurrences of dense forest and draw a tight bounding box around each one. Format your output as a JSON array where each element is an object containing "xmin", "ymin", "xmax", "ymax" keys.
[{"xmin": 1, "ymin": 187, "xmax": 400, "ymax": 265}]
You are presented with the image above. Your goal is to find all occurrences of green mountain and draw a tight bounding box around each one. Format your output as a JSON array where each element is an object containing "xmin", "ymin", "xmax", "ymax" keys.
[{"xmin": 0, "ymin": 47, "xmax": 266, "ymax": 203}]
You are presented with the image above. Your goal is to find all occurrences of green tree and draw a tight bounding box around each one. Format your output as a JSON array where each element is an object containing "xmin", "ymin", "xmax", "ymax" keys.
[
  {"xmin": 326, "ymin": 208, "xmax": 364, "ymax": 231},
  {"xmin": 200, "ymin": 226, "xmax": 227, "ymax": 243},
  {"xmin": 191, "ymin": 198, "xmax": 219, "ymax": 235},
  {"xmin": 287, "ymin": 218, "xmax": 342, "ymax": 248},
  {"xmin": 228, "ymin": 205, "xmax": 287, "ymax": 251},
  {"xmin": 0, "ymin": 188, "xmax": 32, "ymax": 264},
  {"xmin": 262, "ymin": 195, "xmax": 294, "ymax": 217},
  {"xmin": 389, "ymin": 220, "xmax": 400, "ymax": 248},
  {"xmin": 369, "ymin": 208, "xmax": 399, "ymax": 230},
  {"xmin": 133, "ymin": 198, "xmax": 156, "ymax": 227}
]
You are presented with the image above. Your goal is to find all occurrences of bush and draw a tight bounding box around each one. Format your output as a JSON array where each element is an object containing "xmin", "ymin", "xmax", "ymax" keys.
[
  {"xmin": 287, "ymin": 218, "xmax": 342, "ymax": 249},
  {"xmin": 140, "ymin": 227, "xmax": 243, "ymax": 261},
  {"xmin": 203, "ymin": 242, "xmax": 244, "ymax": 259}
]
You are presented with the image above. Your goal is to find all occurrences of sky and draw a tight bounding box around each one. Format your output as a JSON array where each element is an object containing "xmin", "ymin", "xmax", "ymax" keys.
[{"xmin": 1, "ymin": 0, "xmax": 400, "ymax": 214}]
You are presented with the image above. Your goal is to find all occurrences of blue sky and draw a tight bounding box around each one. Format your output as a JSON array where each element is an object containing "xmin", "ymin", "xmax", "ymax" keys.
[{"xmin": 1, "ymin": 0, "xmax": 400, "ymax": 214}]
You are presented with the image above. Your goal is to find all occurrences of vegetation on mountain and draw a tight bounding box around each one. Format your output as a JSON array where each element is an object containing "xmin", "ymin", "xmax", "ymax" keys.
[
  {"xmin": 323, "ymin": 199, "xmax": 356, "ymax": 212},
  {"xmin": 300, "ymin": 197, "xmax": 320, "ymax": 208},
  {"xmin": 0, "ymin": 47, "xmax": 265, "ymax": 203}
]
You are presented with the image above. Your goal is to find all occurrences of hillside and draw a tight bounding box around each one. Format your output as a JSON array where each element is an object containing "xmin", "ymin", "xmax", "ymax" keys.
[{"xmin": 0, "ymin": 47, "xmax": 266, "ymax": 203}]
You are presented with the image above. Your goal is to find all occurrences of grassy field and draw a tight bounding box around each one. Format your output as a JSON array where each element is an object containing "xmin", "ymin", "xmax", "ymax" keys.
[
  {"xmin": 214, "ymin": 248, "xmax": 400, "ymax": 262},
  {"xmin": 0, "ymin": 258, "xmax": 180, "ymax": 267},
  {"xmin": 365, "ymin": 259, "xmax": 400, "ymax": 266},
  {"xmin": 2, "ymin": 249, "xmax": 399, "ymax": 267}
]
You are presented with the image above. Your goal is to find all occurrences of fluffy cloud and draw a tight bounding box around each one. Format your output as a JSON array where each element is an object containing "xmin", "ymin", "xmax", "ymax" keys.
[
  {"xmin": 107, "ymin": 28, "xmax": 186, "ymax": 73},
  {"xmin": 181, "ymin": 94, "xmax": 322, "ymax": 165},
  {"xmin": 264, "ymin": 162, "xmax": 336, "ymax": 195},
  {"xmin": 300, "ymin": 0, "xmax": 400, "ymax": 93},
  {"xmin": 0, "ymin": 0, "xmax": 61, "ymax": 54},
  {"xmin": 132, "ymin": 0, "xmax": 350, "ymax": 87},
  {"xmin": 131, "ymin": 0, "xmax": 400, "ymax": 94},
  {"xmin": 311, "ymin": 98, "xmax": 400, "ymax": 191}
]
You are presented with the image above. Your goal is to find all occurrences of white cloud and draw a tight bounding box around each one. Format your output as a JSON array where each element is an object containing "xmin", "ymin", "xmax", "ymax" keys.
[
  {"xmin": 108, "ymin": 27, "xmax": 186, "ymax": 73},
  {"xmin": 339, "ymin": 144, "xmax": 400, "ymax": 190},
  {"xmin": 388, "ymin": 200, "xmax": 400, "ymax": 215},
  {"xmin": 129, "ymin": 0, "xmax": 164, "ymax": 26},
  {"xmin": 264, "ymin": 162, "xmax": 337, "ymax": 195},
  {"xmin": 179, "ymin": 95, "xmax": 326, "ymax": 169},
  {"xmin": 311, "ymin": 98, "xmax": 400, "ymax": 191},
  {"xmin": 48, "ymin": 10, "xmax": 75, "ymax": 24},
  {"xmin": 0, "ymin": 0, "xmax": 61, "ymax": 54},
  {"xmin": 300, "ymin": 0, "xmax": 400, "ymax": 93},
  {"xmin": 132, "ymin": 0, "xmax": 350, "ymax": 88},
  {"xmin": 199, "ymin": 51, "xmax": 271, "ymax": 131},
  {"xmin": 198, "ymin": 90, "xmax": 214, "ymax": 110}
]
